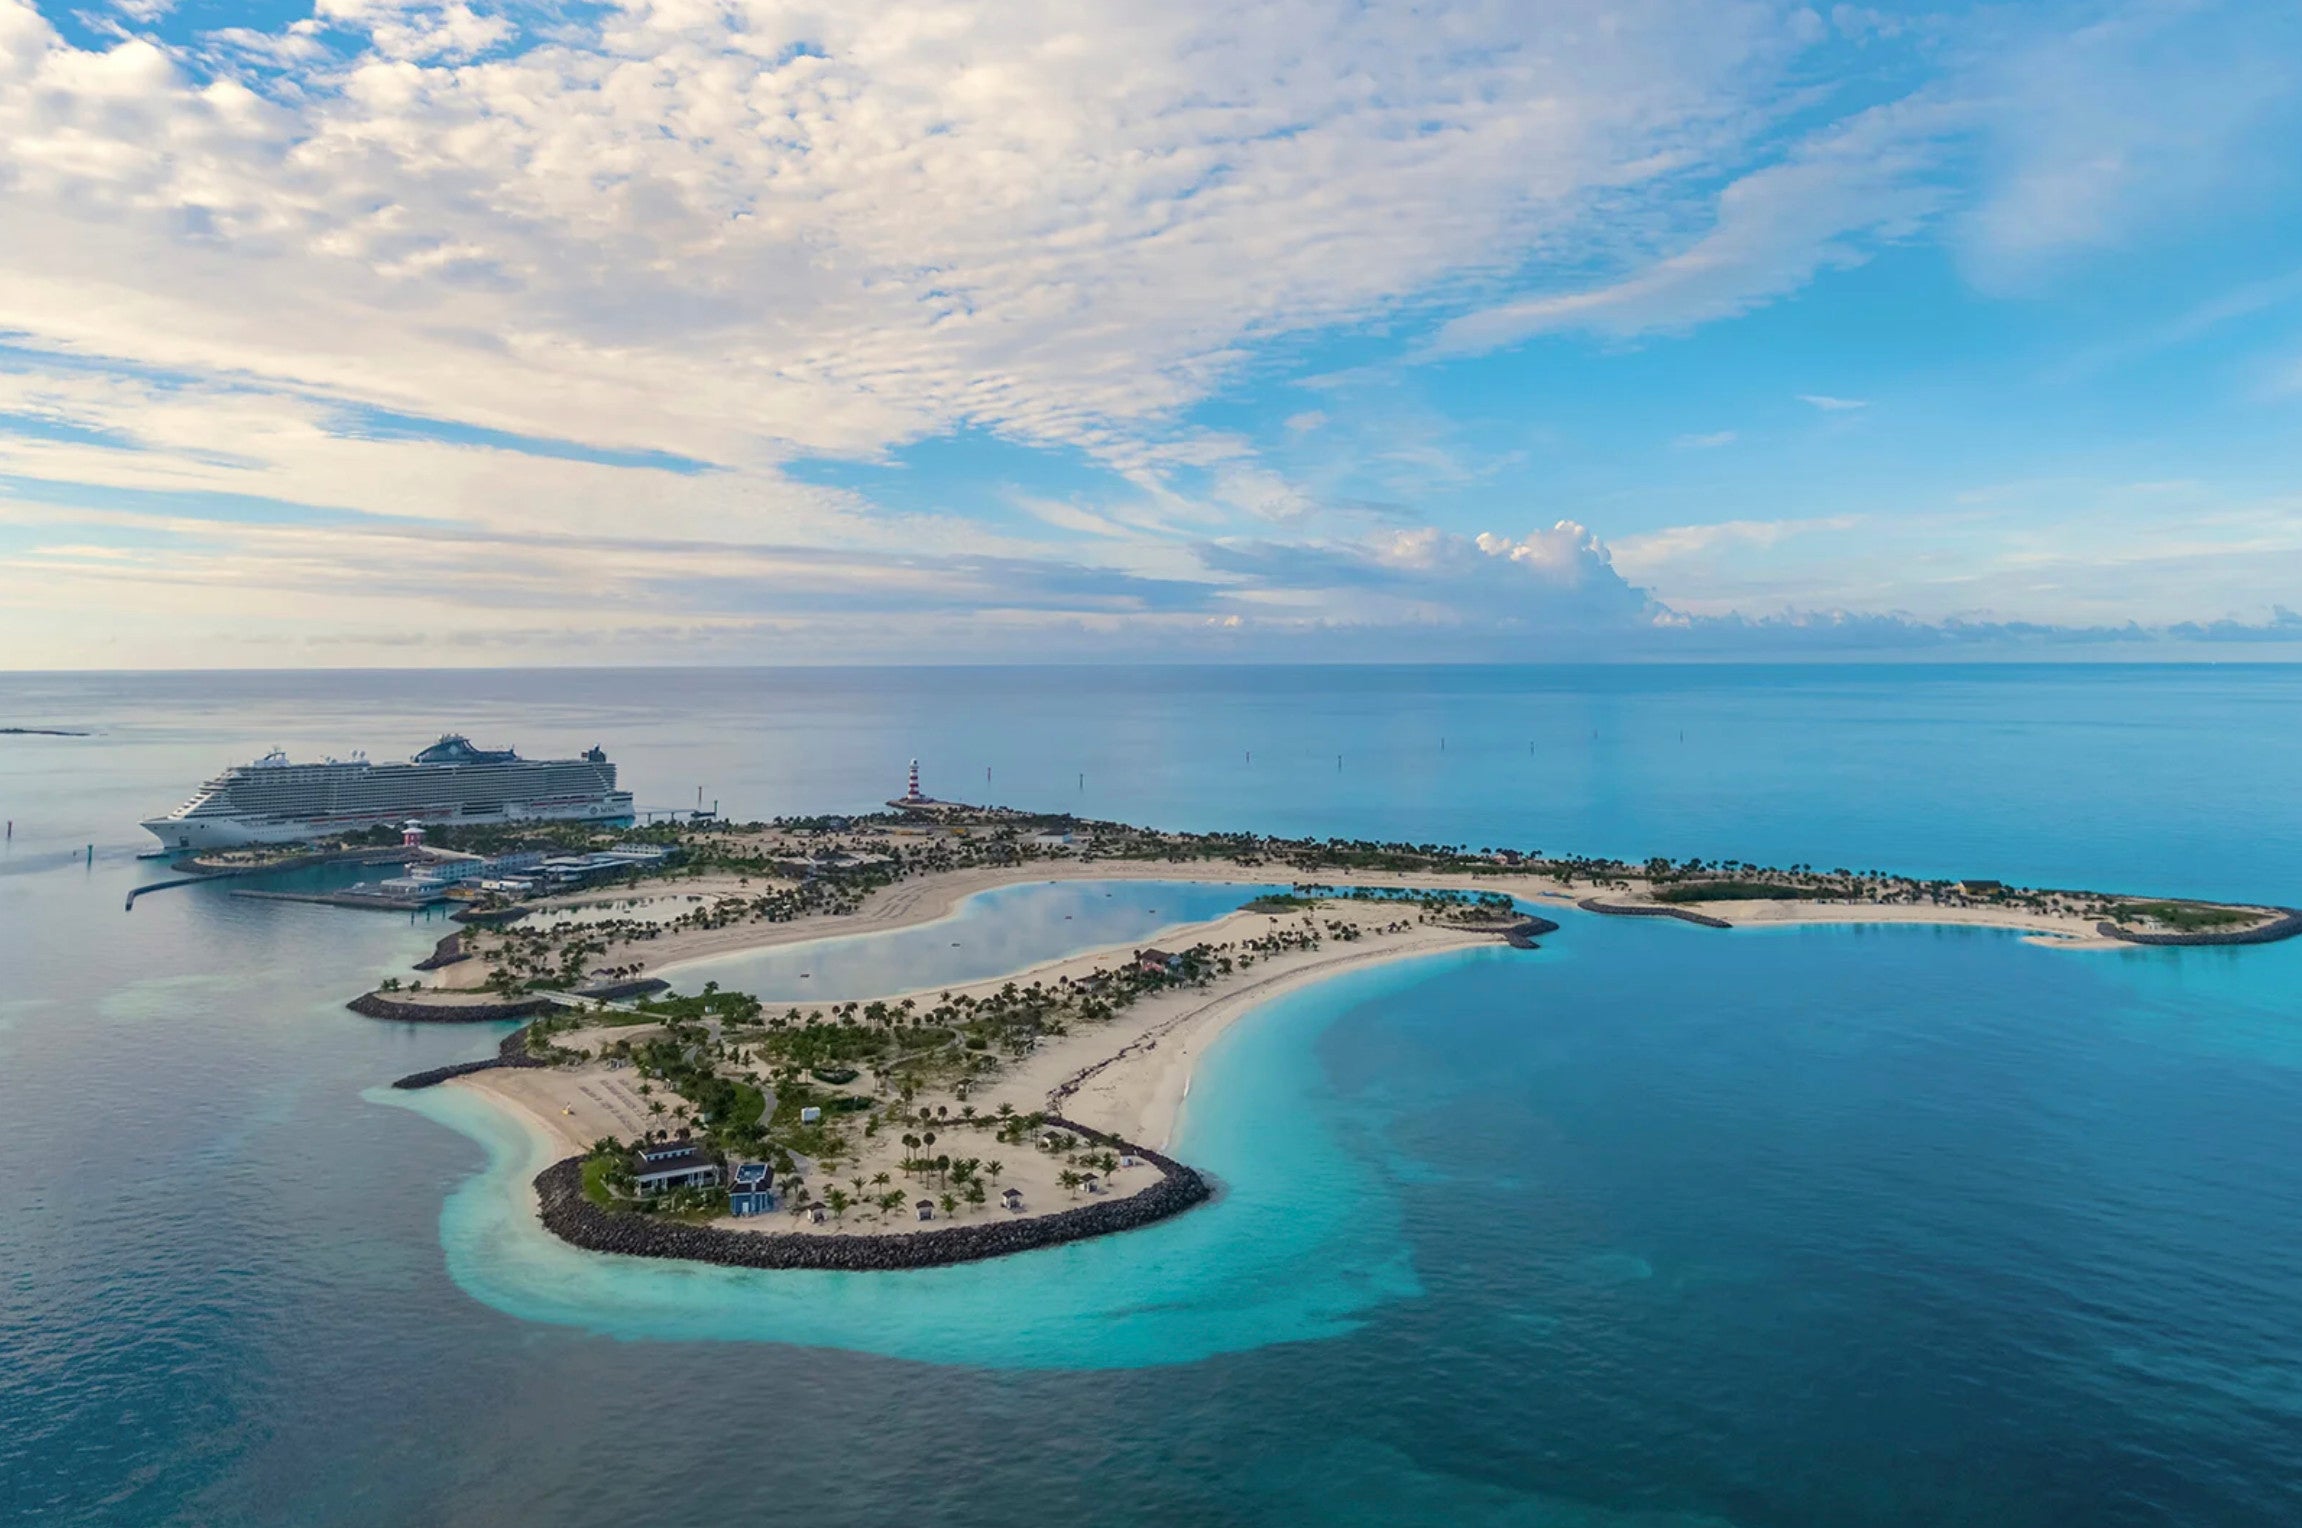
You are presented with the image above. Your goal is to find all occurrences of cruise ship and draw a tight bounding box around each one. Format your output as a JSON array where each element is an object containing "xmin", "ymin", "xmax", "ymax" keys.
[{"xmin": 141, "ymin": 735, "xmax": 635, "ymax": 851}]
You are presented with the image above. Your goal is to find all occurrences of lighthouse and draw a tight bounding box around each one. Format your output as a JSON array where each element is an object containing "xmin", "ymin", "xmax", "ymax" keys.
[{"xmin": 905, "ymin": 759, "xmax": 923, "ymax": 802}]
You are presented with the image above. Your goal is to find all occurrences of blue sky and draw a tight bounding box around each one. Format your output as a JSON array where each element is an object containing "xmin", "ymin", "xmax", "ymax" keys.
[{"xmin": 1, "ymin": 0, "xmax": 2298, "ymax": 665}]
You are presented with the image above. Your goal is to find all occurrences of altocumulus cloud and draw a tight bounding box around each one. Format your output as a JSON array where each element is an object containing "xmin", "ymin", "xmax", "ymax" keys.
[
  {"xmin": 0, "ymin": 0, "xmax": 1803, "ymax": 476},
  {"xmin": 1, "ymin": 0, "xmax": 2298, "ymax": 665}
]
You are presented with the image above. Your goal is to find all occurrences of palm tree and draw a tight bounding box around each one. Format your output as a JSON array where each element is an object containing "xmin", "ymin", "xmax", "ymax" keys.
[
  {"xmin": 986, "ymin": 1160, "xmax": 1004, "ymax": 1183},
  {"xmin": 1059, "ymin": 1170, "xmax": 1080, "ymax": 1198},
  {"xmin": 939, "ymin": 1192, "xmax": 958, "ymax": 1218}
]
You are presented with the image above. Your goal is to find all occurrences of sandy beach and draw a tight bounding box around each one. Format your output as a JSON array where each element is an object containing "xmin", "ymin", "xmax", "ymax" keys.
[
  {"xmin": 425, "ymin": 852, "xmax": 2193, "ymax": 1248},
  {"xmin": 450, "ymin": 896, "xmax": 1494, "ymax": 1235},
  {"xmin": 436, "ymin": 853, "xmax": 2132, "ymax": 997}
]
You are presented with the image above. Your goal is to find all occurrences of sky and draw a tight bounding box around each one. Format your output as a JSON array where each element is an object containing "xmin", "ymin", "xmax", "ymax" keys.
[{"xmin": 2, "ymin": 0, "xmax": 2300, "ymax": 666}]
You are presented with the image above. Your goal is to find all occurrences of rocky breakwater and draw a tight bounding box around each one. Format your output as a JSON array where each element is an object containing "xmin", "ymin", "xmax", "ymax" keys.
[
  {"xmin": 411, "ymin": 932, "xmax": 469, "ymax": 971},
  {"xmin": 348, "ymin": 991, "xmax": 555, "ymax": 1022},
  {"xmin": 1576, "ymin": 897, "xmax": 1732, "ymax": 929},
  {"xmin": 534, "ymin": 1117, "xmax": 1212, "ymax": 1272},
  {"xmin": 391, "ymin": 1026, "xmax": 548, "ymax": 1090}
]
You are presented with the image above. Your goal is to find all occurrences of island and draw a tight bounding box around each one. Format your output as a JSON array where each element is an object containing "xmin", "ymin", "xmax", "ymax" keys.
[{"xmin": 350, "ymin": 800, "xmax": 2298, "ymax": 1271}]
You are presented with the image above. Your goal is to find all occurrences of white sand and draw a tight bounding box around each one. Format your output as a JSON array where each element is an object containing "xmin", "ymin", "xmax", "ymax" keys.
[
  {"xmin": 436, "ymin": 856, "xmax": 2155, "ymax": 1240},
  {"xmin": 451, "ymin": 897, "xmax": 1491, "ymax": 1235}
]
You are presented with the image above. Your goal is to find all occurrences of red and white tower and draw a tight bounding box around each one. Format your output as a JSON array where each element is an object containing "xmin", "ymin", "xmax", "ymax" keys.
[{"xmin": 905, "ymin": 759, "xmax": 923, "ymax": 801}]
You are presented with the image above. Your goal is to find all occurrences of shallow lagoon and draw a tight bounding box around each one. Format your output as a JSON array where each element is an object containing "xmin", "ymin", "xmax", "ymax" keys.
[{"xmin": 660, "ymin": 877, "xmax": 1288, "ymax": 1000}]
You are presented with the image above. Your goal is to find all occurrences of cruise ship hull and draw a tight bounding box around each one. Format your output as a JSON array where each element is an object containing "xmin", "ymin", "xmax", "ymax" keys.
[
  {"xmin": 141, "ymin": 735, "xmax": 636, "ymax": 852},
  {"xmin": 140, "ymin": 796, "xmax": 635, "ymax": 852}
]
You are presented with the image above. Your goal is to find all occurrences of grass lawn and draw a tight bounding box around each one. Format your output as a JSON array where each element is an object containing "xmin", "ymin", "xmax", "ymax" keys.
[
  {"xmin": 2113, "ymin": 901, "xmax": 2257, "ymax": 931},
  {"xmin": 580, "ymin": 1155, "xmax": 625, "ymax": 1209}
]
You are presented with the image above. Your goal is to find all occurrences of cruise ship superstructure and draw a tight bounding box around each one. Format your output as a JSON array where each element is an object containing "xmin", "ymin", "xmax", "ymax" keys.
[{"xmin": 142, "ymin": 735, "xmax": 635, "ymax": 851}]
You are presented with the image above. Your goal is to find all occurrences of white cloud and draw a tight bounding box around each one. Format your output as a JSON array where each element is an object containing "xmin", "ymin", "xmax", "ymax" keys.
[
  {"xmin": 1610, "ymin": 514, "xmax": 1860, "ymax": 578},
  {"xmin": 1, "ymin": 0, "xmax": 2292, "ymax": 664},
  {"xmin": 1211, "ymin": 465, "xmax": 1316, "ymax": 522},
  {"xmin": 1428, "ymin": 95, "xmax": 1958, "ymax": 353},
  {"xmin": 0, "ymin": 0, "xmax": 1809, "ymax": 497},
  {"xmin": 1956, "ymin": 2, "xmax": 2302, "ymax": 290},
  {"xmin": 1196, "ymin": 519, "xmax": 1655, "ymax": 636},
  {"xmin": 1798, "ymin": 393, "xmax": 1868, "ymax": 410}
]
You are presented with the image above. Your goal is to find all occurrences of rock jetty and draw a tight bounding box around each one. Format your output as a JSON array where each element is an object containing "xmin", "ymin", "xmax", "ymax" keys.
[
  {"xmin": 390, "ymin": 1027, "xmax": 547, "ymax": 1090},
  {"xmin": 348, "ymin": 992, "xmax": 553, "ymax": 1022},
  {"xmin": 533, "ymin": 1117, "xmax": 1211, "ymax": 1271},
  {"xmin": 1576, "ymin": 897, "xmax": 1732, "ymax": 929},
  {"xmin": 411, "ymin": 932, "xmax": 469, "ymax": 971}
]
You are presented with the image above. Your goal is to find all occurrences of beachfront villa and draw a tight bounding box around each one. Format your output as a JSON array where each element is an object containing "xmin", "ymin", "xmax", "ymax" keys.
[
  {"xmin": 632, "ymin": 1137, "xmax": 721, "ymax": 1195},
  {"xmin": 1135, "ymin": 948, "xmax": 1185, "ymax": 976},
  {"xmin": 1001, "ymin": 1187, "xmax": 1024, "ymax": 1212},
  {"xmin": 916, "ymin": 1199, "xmax": 935, "ymax": 1221}
]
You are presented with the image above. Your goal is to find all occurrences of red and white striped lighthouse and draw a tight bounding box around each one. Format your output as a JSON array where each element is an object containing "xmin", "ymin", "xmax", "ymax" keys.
[{"xmin": 906, "ymin": 759, "xmax": 922, "ymax": 801}]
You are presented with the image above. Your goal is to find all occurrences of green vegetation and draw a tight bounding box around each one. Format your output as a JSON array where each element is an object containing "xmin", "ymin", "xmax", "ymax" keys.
[
  {"xmin": 451, "ymin": 803, "xmax": 2228, "ymax": 1237},
  {"xmin": 580, "ymin": 1152, "xmax": 625, "ymax": 1209},
  {"xmin": 631, "ymin": 987, "xmax": 764, "ymax": 1024},
  {"xmin": 1653, "ymin": 880, "xmax": 1832, "ymax": 904},
  {"xmin": 2112, "ymin": 901, "xmax": 2256, "ymax": 931}
]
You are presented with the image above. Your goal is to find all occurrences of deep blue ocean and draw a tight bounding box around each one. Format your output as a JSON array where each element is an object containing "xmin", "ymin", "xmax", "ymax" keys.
[{"xmin": 3, "ymin": 666, "xmax": 2299, "ymax": 1526}]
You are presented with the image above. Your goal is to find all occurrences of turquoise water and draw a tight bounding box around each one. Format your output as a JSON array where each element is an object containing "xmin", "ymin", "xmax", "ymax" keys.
[
  {"xmin": 5, "ymin": 666, "xmax": 2302, "ymax": 1526},
  {"xmin": 664, "ymin": 877, "xmax": 1287, "ymax": 999},
  {"xmin": 386, "ymin": 951, "xmax": 1455, "ymax": 1368}
]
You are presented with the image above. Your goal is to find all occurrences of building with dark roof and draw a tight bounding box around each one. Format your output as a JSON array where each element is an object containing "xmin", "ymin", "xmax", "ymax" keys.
[
  {"xmin": 631, "ymin": 1144, "xmax": 720, "ymax": 1196},
  {"xmin": 728, "ymin": 1161, "xmax": 774, "ymax": 1216}
]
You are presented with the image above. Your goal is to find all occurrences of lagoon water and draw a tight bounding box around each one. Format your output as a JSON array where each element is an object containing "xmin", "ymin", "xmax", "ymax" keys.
[
  {"xmin": 5, "ymin": 666, "xmax": 2301, "ymax": 1526},
  {"xmin": 662, "ymin": 878, "xmax": 1289, "ymax": 1000}
]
